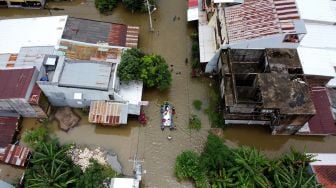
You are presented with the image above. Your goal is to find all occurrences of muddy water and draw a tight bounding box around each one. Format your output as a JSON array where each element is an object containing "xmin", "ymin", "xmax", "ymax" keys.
[{"xmin": 2, "ymin": 0, "xmax": 336, "ymax": 187}]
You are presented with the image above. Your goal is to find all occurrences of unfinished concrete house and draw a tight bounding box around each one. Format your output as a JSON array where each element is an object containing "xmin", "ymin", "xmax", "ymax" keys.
[{"xmin": 219, "ymin": 48, "xmax": 315, "ymax": 135}]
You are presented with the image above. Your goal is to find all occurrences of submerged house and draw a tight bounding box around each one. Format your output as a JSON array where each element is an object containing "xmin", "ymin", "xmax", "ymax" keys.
[
  {"xmin": 0, "ymin": 16, "xmax": 142, "ymax": 125},
  {"xmin": 219, "ymin": 48, "xmax": 315, "ymax": 135},
  {"xmin": 189, "ymin": 0, "xmax": 306, "ymax": 72}
]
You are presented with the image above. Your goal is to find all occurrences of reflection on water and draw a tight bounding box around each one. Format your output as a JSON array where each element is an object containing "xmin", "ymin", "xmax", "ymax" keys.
[{"xmin": 5, "ymin": 0, "xmax": 336, "ymax": 187}]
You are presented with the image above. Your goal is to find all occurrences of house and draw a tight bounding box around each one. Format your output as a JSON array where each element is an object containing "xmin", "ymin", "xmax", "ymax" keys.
[
  {"xmin": 189, "ymin": 0, "xmax": 306, "ymax": 72},
  {"xmin": 0, "ymin": 16, "xmax": 142, "ymax": 124},
  {"xmin": 0, "ymin": 68, "xmax": 48, "ymax": 118},
  {"xmin": 295, "ymin": 0, "xmax": 336, "ymax": 87},
  {"xmin": 219, "ymin": 48, "xmax": 315, "ymax": 135},
  {"xmin": 309, "ymin": 153, "xmax": 336, "ymax": 188}
]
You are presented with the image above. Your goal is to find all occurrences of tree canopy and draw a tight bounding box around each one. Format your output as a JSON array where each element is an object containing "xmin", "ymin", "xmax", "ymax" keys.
[
  {"xmin": 118, "ymin": 48, "xmax": 172, "ymax": 91},
  {"xmin": 95, "ymin": 0, "xmax": 117, "ymax": 14},
  {"xmin": 122, "ymin": 0, "xmax": 156, "ymax": 13},
  {"xmin": 175, "ymin": 134, "xmax": 322, "ymax": 188}
]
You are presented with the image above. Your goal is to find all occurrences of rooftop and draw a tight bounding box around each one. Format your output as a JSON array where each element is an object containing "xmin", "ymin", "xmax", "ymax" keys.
[
  {"xmin": 89, "ymin": 101, "xmax": 128, "ymax": 125},
  {"xmin": 0, "ymin": 144, "xmax": 30, "ymax": 167},
  {"xmin": 310, "ymin": 153, "xmax": 336, "ymax": 187},
  {"xmin": 258, "ymin": 73, "xmax": 315, "ymax": 114},
  {"xmin": 58, "ymin": 60, "xmax": 114, "ymax": 91},
  {"xmin": 62, "ymin": 17, "xmax": 139, "ymax": 48},
  {"xmin": 0, "ymin": 16, "xmax": 67, "ymax": 54},
  {"xmin": 0, "ymin": 46, "xmax": 55, "ymax": 71},
  {"xmin": 0, "ymin": 68, "xmax": 36, "ymax": 99},
  {"xmin": 224, "ymin": 0, "xmax": 302, "ymax": 42},
  {"xmin": 0, "ymin": 117, "xmax": 20, "ymax": 147},
  {"xmin": 296, "ymin": 0, "xmax": 336, "ymax": 23},
  {"xmin": 307, "ymin": 87, "xmax": 336, "ymax": 135}
]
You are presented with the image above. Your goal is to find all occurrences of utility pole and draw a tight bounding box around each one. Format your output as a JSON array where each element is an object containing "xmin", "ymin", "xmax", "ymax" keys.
[{"xmin": 145, "ymin": 0, "xmax": 156, "ymax": 32}]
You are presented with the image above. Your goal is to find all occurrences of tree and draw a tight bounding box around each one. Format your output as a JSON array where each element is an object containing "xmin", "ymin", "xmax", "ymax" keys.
[
  {"xmin": 95, "ymin": 0, "xmax": 117, "ymax": 14},
  {"xmin": 139, "ymin": 55, "xmax": 172, "ymax": 91},
  {"xmin": 122, "ymin": 0, "xmax": 156, "ymax": 13},
  {"xmin": 77, "ymin": 159, "xmax": 118, "ymax": 188},
  {"xmin": 117, "ymin": 48, "xmax": 172, "ymax": 91},
  {"xmin": 118, "ymin": 48, "xmax": 144, "ymax": 82}
]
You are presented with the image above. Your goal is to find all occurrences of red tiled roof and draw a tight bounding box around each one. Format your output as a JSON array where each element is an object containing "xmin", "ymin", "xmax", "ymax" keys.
[
  {"xmin": 0, "ymin": 144, "xmax": 30, "ymax": 167},
  {"xmin": 308, "ymin": 87, "xmax": 336, "ymax": 135},
  {"xmin": 312, "ymin": 165, "xmax": 336, "ymax": 188},
  {"xmin": 225, "ymin": 0, "xmax": 301, "ymax": 42},
  {"xmin": 189, "ymin": 0, "xmax": 198, "ymax": 7},
  {"xmin": 0, "ymin": 117, "xmax": 20, "ymax": 147},
  {"xmin": 0, "ymin": 68, "xmax": 35, "ymax": 99}
]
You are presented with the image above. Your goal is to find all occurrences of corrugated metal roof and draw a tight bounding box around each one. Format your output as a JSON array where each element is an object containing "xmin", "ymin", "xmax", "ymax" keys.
[
  {"xmin": 62, "ymin": 17, "xmax": 139, "ymax": 48},
  {"xmin": 58, "ymin": 60, "xmax": 113, "ymax": 91},
  {"xmin": 0, "ymin": 116, "xmax": 20, "ymax": 147},
  {"xmin": 307, "ymin": 87, "xmax": 336, "ymax": 135},
  {"xmin": 89, "ymin": 101, "xmax": 128, "ymax": 125},
  {"xmin": 224, "ymin": 0, "xmax": 301, "ymax": 42},
  {"xmin": 0, "ymin": 144, "xmax": 30, "ymax": 167},
  {"xmin": 296, "ymin": 0, "xmax": 336, "ymax": 23},
  {"xmin": 0, "ymin": 16, "xmax": 67, "ymax": 54},
  {"xmin": 0, "ymin": 68, "xmax": 36, "ymax": 99}
]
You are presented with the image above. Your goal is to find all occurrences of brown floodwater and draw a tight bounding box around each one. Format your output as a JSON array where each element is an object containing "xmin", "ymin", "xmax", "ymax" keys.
[{"xmin": 2, "ymin": 0, "xmax": 336, "ymax": 187}]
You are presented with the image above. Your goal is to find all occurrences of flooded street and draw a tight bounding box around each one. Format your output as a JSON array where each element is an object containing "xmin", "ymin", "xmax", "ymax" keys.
[{"xmin": 2, "ymin": 0, "xmax": 336, "ymax": 187}]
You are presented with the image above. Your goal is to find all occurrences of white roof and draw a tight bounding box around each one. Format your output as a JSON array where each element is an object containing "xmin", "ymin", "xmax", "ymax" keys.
[
  {"xmin": 187, "ymin": 8, "xmax": 199, "ymax": 21},
  {"xmin": 298, "ymin": 23, "xmax": 336, "ymax": 86},
  {"xmin": 118, "ymin": 81, "xmax": 143, "ymax": 105},
  {"xmin": 296, "ymin": 0, "xmax": 336, "ymax": 23},
  {"xmin": 199, "ymin": 25, "xmax": 216, "ymax": 63},
  {"xmin": 109, "ymin": 178, "xmax": 139, "ymax": 188},
  {"xmin": 309, "ymin": 153, "xmax": 336, "ymax": 166},
  {"xmin": 0, "ymin": 16, "xmax": 68, "ymax": 54}
]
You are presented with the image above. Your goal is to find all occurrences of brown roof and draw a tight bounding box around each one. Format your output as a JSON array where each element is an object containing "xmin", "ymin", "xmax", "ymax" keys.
[
  {"xmin": 0, "ymin": 144, "xmax": 30, "ymax": 167},
  {"xmin": 89, "ymin": 101, "xmax": 128, "ymax": 125},
  {"xmin": 28, "ymin": 84, "xmax": 42, "ymax": 105},
  {"xmin": 62, "ymin": 17, "xmax": 139, "ymax": 48},
  {"xmin": 0, "ymin": 116, "xmax": 20, "ymax": 147},
  {"xmin": 308, "ymin": 87, "xmax": 336, "ymax": 135},
  {"xmin": 312, "ymin": 165, "xmax": 336, "ymax": 188},
  {"xmin": 0, "ymin": 68, "xmax": 35, "ymax": 99}
]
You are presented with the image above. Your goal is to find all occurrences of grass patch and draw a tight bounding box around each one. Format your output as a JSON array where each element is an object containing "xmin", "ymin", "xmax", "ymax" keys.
[
  {"xmin": 193, "ymin": 100, "xmax": 203, "ymax": 110},
  {"xmin": 204, "ymin": 80, "xmax": 224, "ymax": 128},
  {"xmin": 189, "ymin": 114, "xmax": 202, "ymax": 131}
]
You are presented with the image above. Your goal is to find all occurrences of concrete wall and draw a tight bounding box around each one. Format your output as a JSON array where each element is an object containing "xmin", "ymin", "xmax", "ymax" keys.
[
  {"xmin": 38, "ymin": 82, "xmax": 111, "ymax": 108},
  {"xmin": 223, "ymin": 34, "xmax": 299, "ymax": 49}
]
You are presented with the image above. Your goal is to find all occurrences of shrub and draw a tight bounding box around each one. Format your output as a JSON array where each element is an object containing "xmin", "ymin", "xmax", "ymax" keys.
[
  {"xmin": 23, "ymin": 127, "xmax": 48, "ymax": 149},
  {"xmin": 193, "ymin": 100, "xmax": 202, "ymax": 110},
  {"xmin": 175, "ymin": 151, "xmax": 207, "ymax": 187},
  {"xmin": 189, "ymin": 114, "xmax": 202, "ymax": 131}
]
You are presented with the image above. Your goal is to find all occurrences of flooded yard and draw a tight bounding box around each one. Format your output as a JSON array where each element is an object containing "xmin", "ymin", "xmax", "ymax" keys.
[{"xmin": 2, "ymin": 0, "xmax": 336, "ymax": 187}]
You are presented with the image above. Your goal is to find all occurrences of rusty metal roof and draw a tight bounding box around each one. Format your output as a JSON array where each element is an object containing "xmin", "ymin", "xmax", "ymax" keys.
[
  {"xmin": 89, "ymin": 101, "xmax": 128, "ymax": 125},
  {"xmin": 308, "ymin": 87, "xmax": 336, "ymax": 135},
  {"xmin": 0, "ymin": 117, "xmax": 20, "ymax": 147},
  {"xmin": 0, "ymin": 144, "xmax": 30, "ymax": 167},
  {"xmin": 0, "ymin": 68, "xmax": 36, "ymax": 99},
  {"xmin": 224, "ymin": 0, "xmax": 301, "ymax": 42},
  {"xmin": 62, "ymin": 17, "xmax": 139, "ymax": 48}
]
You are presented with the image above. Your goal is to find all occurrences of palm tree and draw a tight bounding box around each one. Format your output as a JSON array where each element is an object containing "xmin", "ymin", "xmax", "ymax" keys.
[{"xmin": 26, "ymin": 161, "xmax": 78, "ymax": 188}]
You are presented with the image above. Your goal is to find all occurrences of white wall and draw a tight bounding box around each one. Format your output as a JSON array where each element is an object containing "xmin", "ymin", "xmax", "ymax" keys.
[{"xmin": 223, "ymin": 34, "xmax": 299, "ymax": 49}]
